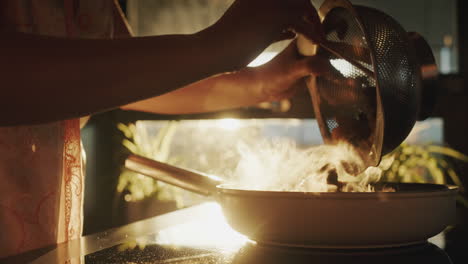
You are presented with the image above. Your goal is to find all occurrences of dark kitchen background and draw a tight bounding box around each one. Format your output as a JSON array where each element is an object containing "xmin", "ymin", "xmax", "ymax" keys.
[{"xmin": 81, "ymin": 0, "xmax": 467, "ymax": 244}]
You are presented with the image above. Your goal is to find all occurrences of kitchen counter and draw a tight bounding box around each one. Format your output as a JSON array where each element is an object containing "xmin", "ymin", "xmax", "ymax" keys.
[{"xmin": 3, "ymin": 202, "xmax": 468, "ymax": 264}]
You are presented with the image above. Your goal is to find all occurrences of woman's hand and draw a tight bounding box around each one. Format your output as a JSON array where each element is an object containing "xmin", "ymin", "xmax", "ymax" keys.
[
  {"xmin": 208, "ymin": 0, "xmax": 323, "ymax": 68},
  {"xmin": 122, "ymin": 39, "xmax": 330, "ymax": 115},
  {"xmin": 251, "ymin": 40, "xmax": 330, "ymax": 102}
]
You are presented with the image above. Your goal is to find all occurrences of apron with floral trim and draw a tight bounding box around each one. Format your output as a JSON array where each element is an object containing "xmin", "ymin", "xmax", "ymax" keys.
[{"xmin": 0, "ymin": 0, "xmax": 130, "ymax": 258}]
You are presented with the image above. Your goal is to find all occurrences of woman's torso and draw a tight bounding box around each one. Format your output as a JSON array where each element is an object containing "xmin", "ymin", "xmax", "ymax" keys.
[{"xmin": 0, "ymin": 0, "xmax": 115, "ymax": 258}]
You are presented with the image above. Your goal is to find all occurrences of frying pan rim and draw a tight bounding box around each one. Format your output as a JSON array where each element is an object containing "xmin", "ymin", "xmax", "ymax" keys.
[{"xmin": 216, "ymin": 183, "xmax": 457, "ymax": 199}]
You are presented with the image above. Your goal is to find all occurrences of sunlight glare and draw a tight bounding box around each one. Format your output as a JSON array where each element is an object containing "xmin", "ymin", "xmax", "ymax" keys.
[
  {"xmin": 216, "ymin": 118, "xmax": 242, "ymax": 131},
  {"xmin": 155, "ymin": 202, "xmax": 248, "ymax": 250},
  {"xmin": 248, "ymin": 51, "xmax": 278, "ymax": 67},
  {"xmin": 330, "ymin": 59, "xmax": 367, "ymax": 78}
]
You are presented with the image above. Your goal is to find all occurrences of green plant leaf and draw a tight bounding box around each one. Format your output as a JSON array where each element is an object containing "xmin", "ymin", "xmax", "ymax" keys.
[{"xmin": 427, "ymin": 146, "xmax": 468, "ymax": 162}]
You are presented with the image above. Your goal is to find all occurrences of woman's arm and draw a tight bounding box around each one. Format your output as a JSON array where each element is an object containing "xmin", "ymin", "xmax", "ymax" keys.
[
  {"xmin": 0, "ymin": 0, "xmax": 321, "ymax": 126},
  {"xmin": 122, "ymin": 41, "xmax": 329, "ymax": 114},
  {"xmin": 121, "ymin": 67, "xmax": 262, "ymax": 114},
  {"xmin": 0, "ymin": 29, "xmax": 241, "ymax": 126}
]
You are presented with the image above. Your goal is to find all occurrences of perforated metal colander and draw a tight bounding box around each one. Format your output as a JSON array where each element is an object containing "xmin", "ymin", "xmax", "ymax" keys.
[{"xmin": 298, "ymin": 0, "xmax": 436, "ymax": 167}]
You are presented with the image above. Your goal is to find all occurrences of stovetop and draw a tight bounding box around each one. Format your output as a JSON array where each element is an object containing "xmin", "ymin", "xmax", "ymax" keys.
[
  {"xmin": 13, "ymin": 202, "xmax": 468, "ymax": 264},
  {"xmin": 85, "ymin": 242, "xmax": 452, "ymax": 264},
  {"xmin": 85, "ymin": 243, "xmax": 452, "ymax": 264}
]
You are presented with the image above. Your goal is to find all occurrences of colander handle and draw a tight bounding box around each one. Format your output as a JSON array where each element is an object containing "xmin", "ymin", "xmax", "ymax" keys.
[{"xmin": 297, "ymin": 34, "xmax": 374, "ymax": 77}]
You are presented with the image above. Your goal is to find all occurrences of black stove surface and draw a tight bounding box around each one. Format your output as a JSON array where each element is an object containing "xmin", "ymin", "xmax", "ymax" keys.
[
  {"xmin": 8, "ymin": 202, "xmax": 465, "ymax": 264},
  {"xmin": 85, "ymin": 242, "xmax": 452, "ymax": 264},
  {"xmin": 83, "ymin": 203, "xmax": 468, "ymax": 264}
]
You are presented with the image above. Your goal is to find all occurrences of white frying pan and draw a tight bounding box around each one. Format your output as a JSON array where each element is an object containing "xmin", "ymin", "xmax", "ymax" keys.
[{"xmin": 125, "ymin": 154, "xmax": 457, "ymax": 248}]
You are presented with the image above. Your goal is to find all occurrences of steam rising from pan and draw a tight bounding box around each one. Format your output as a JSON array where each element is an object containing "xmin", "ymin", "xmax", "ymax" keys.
[{"xmin": 232, "ymin": 139, "xmax": 393, "ymax": 192}]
